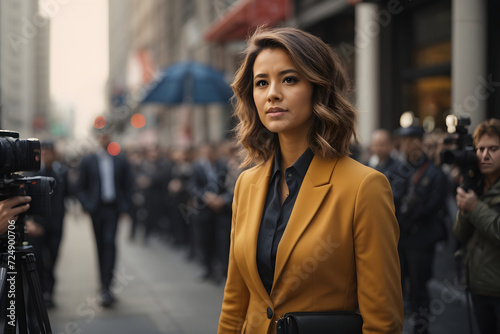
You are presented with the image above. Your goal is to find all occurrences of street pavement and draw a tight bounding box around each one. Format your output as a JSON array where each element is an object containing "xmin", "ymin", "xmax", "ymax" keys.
[
  {"xmin": 46, "ymin": 207, "xmax": 224, "ymax": 334},
  {"xmin": 44, "ymin": 206, "xmax": 479, "ymax": 334},
  {"xmin": 402, "ymin": 239, "xmax": 479, "ymax": 334}
]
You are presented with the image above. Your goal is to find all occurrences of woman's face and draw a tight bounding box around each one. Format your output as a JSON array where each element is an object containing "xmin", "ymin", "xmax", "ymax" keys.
[
  {"xmin": 252, "ymin": 48, "xmax": 314, "ymax": 138},
  {"xmin": 476, "ymin": 133, "xmax": 500, "ymax": 177}
]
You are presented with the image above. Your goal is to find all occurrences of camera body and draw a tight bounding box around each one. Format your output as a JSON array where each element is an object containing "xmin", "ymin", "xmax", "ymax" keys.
[
  {"xmin": 440, "ymin": 116, "xmax": 482, "ymax": 193},
  {"xmin": 0, "ymin": 130, "xmax": 55, "ymax": 217}
]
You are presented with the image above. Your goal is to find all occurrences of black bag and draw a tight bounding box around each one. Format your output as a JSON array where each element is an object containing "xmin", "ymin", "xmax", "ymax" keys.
[{"xmin": 276, "ymin": 311, "xmax": 363, "ymax": 334}]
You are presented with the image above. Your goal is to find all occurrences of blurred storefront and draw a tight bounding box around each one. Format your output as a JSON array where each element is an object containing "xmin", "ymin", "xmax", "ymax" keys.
[
  {"xmin": 203, "ymin": 0, "xmax": 499, "ymax": 147},
  {"xmin": 306, "ymin": 0, "xmax": 499, "ymax": 142}
]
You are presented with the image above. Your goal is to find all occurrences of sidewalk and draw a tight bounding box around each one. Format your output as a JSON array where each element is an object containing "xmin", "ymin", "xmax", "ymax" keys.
[
  {"xmin": 402, "ymin": 239, "xmax": 479, "ymax": 334},
  {"xmin": 47, "ymin": 209, "xmax": 224, "ymax": 334},
  {"xmin": 43, "ymin": 208, "xmax": 478, "ymax": 334}
]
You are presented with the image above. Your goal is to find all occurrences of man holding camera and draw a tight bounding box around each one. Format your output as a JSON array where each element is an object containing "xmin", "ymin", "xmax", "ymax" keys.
[
  {"xmin": 0, "ymin": 196, "xmax": 31, "ymax": 233},
  {"xmin": 454, "ymin": 118, "xmax": 500, "ymax": 334}
]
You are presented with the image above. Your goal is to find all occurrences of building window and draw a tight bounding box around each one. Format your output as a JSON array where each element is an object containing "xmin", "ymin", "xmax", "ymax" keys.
[{"xmin": 397, "ymin": 0, "xmax": 451, "ymax": 132}]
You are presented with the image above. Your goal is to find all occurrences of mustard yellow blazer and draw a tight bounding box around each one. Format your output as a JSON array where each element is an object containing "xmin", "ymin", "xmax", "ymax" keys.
[{"xmin": 218, "ymin": 155, "xmax": 404, "ymax": 334}]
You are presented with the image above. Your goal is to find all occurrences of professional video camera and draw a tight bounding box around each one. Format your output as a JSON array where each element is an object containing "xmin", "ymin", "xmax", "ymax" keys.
[
  {"xmin": 440, "ymin": 115, "xmax": 483, "ymax": 194},
  {"xmin": 0, "ymin": 130, "xmax": 55, "ymax": 244},
  {"xmin": 0, "ymin": 130, "xmax": 54, "ymax": 333}
]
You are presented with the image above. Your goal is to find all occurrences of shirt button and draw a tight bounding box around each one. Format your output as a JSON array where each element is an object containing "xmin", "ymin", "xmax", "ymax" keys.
[
  {"xmin": 267, "ymin": 307, "xmax": 273, "ymax": 319},
  {"xmin": 288, "ymin": 173, "xmax": 292, "ymax": 177}
]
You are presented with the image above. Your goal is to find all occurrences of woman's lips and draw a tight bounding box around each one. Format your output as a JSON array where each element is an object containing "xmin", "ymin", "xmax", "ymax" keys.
[{"xmin": 266, "ymin": 107, "xmax": 287, "ymax": 117}]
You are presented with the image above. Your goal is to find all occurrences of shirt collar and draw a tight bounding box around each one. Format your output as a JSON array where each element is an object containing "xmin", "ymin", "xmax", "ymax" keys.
[
  {"xmin": 97, "ymin": 148, "xmax": 110, "ymax": 158},
  {"xmin": 271, "ymin": 147, "xmax": 315, "ymax": 178}
]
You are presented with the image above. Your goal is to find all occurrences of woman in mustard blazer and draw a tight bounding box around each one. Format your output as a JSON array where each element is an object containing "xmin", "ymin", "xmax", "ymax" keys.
[{"xmin": 218, "ymin": 27, "xmax": 403, "ymax": 334}]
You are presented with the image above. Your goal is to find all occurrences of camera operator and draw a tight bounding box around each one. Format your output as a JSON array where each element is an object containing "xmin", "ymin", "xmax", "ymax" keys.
[
  {"xmin": 454, "ymin": 118, "xmax": 500, "ymax": 334},
  {"xmin": 0, "ymin": 196, "xmax": 31, "ymax": 233}
]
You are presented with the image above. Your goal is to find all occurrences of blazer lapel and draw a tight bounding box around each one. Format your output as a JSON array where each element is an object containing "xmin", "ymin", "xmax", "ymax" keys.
[
  {"xmin": 244, "ymin": 158, "xmax": 274, "ymax": 304},
  {"xmin": 272, "ymin": 156, "xmax": 338, "ymax": 290}
]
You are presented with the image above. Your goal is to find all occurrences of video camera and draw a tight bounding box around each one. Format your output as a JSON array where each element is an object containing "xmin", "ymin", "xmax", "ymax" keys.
[
  {"xmin": 440, "ymin": 115, "xmax": 482, "ymax": 193},
  {"xmin": 0, "ymin": 130, "xmax": 55, "ymax": 246}
]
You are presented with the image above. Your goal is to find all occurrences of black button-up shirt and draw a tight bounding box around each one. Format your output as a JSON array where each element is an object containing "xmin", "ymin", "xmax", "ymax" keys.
[{"xmin": 256, "ymin": 148, "xmax": 315, "ymax": 294}]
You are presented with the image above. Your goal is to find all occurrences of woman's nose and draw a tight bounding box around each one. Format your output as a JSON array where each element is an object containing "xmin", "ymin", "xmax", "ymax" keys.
[{"xmin": 267, "ymin": 82, "xmax": 282, "ymax": 101}]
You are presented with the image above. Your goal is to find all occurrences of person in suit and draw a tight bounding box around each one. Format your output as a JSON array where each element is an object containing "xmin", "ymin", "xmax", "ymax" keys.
[
  {"xmin": 218, "ymin": 27, "xmax": 403, "ymax": 334},
  {"xmin": 396, "ymin": 126, "xmax": 449, "ymax": 334},
  {"xmin": 189, "ymin": 143, "xmax": 231, "ymax": 283},
  {"xmin": 26, "ymin": 141, "xmax": 71, "ymax": 308},
  {"xmin": 76, "ymin": 131, "xmax": 132, "ymax": 307},
  {"xmin": 367, "ymin": 129, "xmax": 410, "ymax": 216}
]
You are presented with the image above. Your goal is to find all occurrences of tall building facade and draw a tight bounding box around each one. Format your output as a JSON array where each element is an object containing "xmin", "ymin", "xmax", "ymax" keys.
[
  {"xmin": 0, "ymin": 0, "xmax": 50, "ymax": 138},
  {"xmin": 108, "ymin": 0, "xmax": 234, "ymax": 147}
]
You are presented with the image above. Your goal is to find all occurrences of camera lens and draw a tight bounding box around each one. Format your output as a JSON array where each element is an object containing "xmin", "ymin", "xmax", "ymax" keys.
[
  {"xmin": 0, "ymin": 137, "xmax": 16, "ymax": 174},
  {"xmin": 16, "ymin": 138, "xmax": 42, "ymax": 172},
  {"xmin": 0, "ymin": 132, "xmax": 41, "ymax": 174}
]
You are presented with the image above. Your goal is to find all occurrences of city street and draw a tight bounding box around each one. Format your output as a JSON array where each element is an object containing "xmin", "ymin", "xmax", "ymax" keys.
[
  {"xmin": 46, "ymin": 206, "xmax": 224, "ymax": 334},
  {"xmin": 45, "ymin": 205, "xmax": 478, "ymax": 334}
]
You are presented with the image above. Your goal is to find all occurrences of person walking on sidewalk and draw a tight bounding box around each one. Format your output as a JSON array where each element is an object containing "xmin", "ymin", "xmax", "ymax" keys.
[
  {"xmin": 218, "ymin": 27, "xmax": 403, "ymax": 334},
  {"xmin": 454, "ymin": 118, "xmax": 500, "ymax": 334},
  {"xmin": 76, "ymin": 131, "xmax": 132, "ymax": 307}
]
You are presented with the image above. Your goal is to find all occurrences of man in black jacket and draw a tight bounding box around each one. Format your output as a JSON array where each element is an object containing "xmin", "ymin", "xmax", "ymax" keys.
[
  {"xmin": 189, "ymin": 143, "xmax": 231, "ymax": 283},
  {"xmin": 27, "ymin": 141, "xmax": 70, "ymax": 308},
  {"xmin": 76, "ymin": 132, "xmax": 132, "ymax": 307},
  {"xmin": 397, "ymin": 126, "xmax": 449, "ymax": 334},
  {"xmin": 368, "ymin": 129, "xmax": 411, "ymax": 214}
]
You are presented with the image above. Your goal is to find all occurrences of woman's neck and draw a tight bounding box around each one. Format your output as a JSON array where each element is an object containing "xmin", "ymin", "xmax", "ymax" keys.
[{"xmin": 278, "ymin": 135, "xmax": 309, "ymax": 169}]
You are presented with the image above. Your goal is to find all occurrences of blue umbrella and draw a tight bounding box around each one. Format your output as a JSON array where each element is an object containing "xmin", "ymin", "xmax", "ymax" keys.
[{"xmin": 141, "ymin": 61, "xmax": 233, "ymax": 105}]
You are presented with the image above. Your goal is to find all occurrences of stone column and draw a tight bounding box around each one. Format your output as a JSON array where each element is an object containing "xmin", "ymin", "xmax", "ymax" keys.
[
  {"xmin": 452, "ymin": 0, "xmax": 487, "ymax": 128},
  {"xmin": 355, "ymin": 2, "xmax": 380, "ymax": 147}
]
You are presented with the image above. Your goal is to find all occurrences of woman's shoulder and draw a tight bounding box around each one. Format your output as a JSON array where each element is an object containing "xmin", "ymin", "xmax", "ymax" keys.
[
  {"xmin": 336, "ymin": 156, "xmax": 382, "ymax": 177},
  {"xmin": 234, "ymin": 160, "xmax": 271, "ymax": 187},
  {"xmin": 329, "ymin": 156, "xmax": 389, "ymax": 190}
]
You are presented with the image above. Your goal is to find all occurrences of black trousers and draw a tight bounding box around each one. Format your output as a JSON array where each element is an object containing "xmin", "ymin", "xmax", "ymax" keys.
[
  {"xmin": 472, "ymin": 293, "xmax": 500, "ymax": 334},
  {"xmin": 90, "ymin": 205, "xmax": 119, "ymax": 290},
  {"xmin": 28, "ymin": 225, "xmax": 63, "ymax": 296},
  {"xmin": 191, "ymin": 207, "xmax": 231, "ymax": 277},
  {"xmin": 399, "ymin": 242, "xmax": 435, "ymax": 328}
]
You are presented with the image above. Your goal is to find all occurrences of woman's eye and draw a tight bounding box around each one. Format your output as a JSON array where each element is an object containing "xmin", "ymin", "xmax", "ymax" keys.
[
  {"xmin": 283, "ymin": 77, "xmax": 297, "ymax": 84},
  {"xmin": 255, "ymin": 80, "xmax": 267, "ymax": 87}
]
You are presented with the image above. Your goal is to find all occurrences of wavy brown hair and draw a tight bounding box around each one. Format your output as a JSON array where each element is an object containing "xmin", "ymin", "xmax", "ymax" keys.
[
  {"xmin": 232, "ymin": 26, "xmax": 358, "ymax": 167},
  {"xmin": 473, "ymin": 118, "xmax": 500, "ymax": 147}
]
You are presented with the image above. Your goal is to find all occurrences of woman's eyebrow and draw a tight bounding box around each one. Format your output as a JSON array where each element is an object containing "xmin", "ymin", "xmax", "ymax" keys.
[{"xmin": 253, "ymin": 69, "xmax": 299, "ymax": 80}]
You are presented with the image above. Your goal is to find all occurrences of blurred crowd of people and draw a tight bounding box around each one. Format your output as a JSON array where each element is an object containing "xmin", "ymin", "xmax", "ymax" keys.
[
  {"xmin": 5, "ymin": 118, "xmax": 499, "ymax": 333},
  {"xmin": 361, "ymin": 122, "xmax": 500, "ymax": 334},
  {"xmin": 27, "ymin": 134, "xmax": 245, "ymax": 308},
  {"xmin": 125, "ymin": 139, "xmax": 244, "ymax": 285},
  {"xmin": 362, "ymin": 127, "xmax": 455, "ymax": 334}
]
